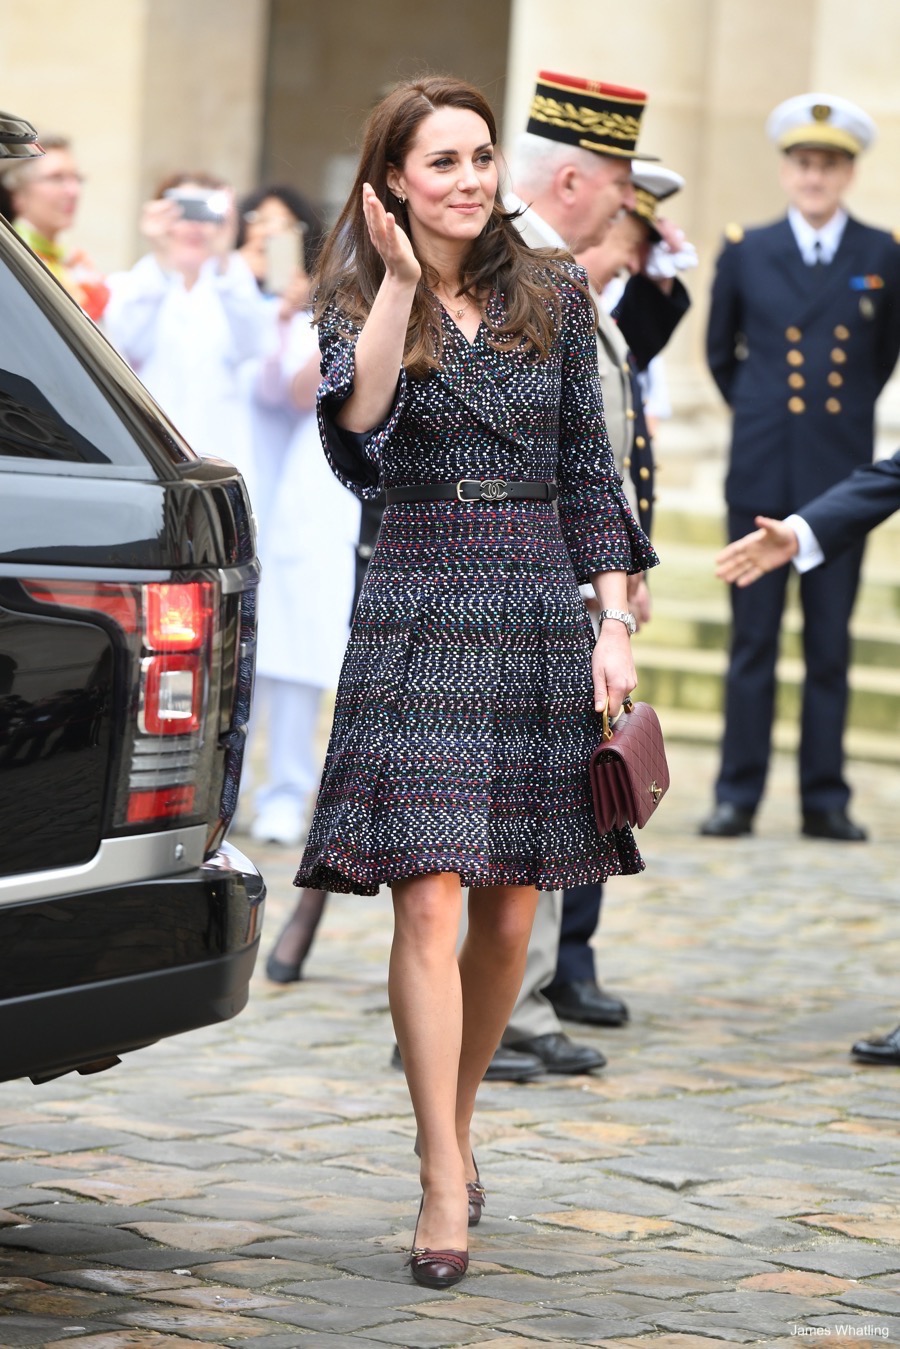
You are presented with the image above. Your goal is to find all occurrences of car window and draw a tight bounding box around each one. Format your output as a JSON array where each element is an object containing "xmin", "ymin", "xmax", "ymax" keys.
[
  {"xmin": 0, "ymin": 226, "xmax": 194, "ymax": 476},
  {"xmin": 0, "ymin": 276, "xmax": 145, "ymax": 468}
]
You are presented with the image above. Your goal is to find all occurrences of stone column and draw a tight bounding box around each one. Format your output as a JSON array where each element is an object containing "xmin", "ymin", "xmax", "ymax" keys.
[{"xmin": 0, "ymin": 0, "xmax": 267, "ymax": 272}]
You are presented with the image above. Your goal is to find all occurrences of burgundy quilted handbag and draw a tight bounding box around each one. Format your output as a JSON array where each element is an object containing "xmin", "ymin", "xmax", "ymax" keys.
[{"xmin": 589, "ymin": 697, "xmax": 670, "ymax": 832}]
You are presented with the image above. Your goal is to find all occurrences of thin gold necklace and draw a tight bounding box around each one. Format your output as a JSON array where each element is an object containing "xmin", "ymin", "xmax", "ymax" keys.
[{"xmin": 433, "ymin": 286, "xmax": 469, "ymax": 319}]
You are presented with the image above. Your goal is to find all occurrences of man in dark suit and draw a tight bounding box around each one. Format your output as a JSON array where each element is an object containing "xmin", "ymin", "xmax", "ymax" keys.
[
  {"xmin": 701, "ymin": 92, "xmax": 900, "ymax": 842},
  {"xmin": 545, "ymin": 166, "xmax": 694, "ymax": 1031},
  {"xmin": 716, "ymin": 445, "xmax": 900, "ymax": 1064}
]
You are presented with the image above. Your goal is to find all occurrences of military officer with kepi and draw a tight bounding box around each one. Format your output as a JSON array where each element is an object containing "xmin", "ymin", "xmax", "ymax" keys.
[{"xmin": 701, "ymin": 92, "xmax": 900, "ymax": 842}]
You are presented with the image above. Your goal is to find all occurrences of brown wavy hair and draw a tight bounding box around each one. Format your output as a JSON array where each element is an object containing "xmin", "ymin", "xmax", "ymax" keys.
[{"xmin": 313, "ymin": 75, "xmax": 584, "ymax": 377}]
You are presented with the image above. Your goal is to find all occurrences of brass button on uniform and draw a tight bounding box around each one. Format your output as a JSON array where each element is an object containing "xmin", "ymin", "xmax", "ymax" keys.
[
  {"xmin": 788, "ymin": 373, "xmax": 805, "ymax": 389},
  {"xmin": 640, "ymin": 466, "xmax": 651, "ymax": 480},
  {"xmin": 826, "ymin": 397, "xmax": 842, "ymax": 414},
  {"xmin": 785, "ymin": 325, "xmax": 802, "ymax": 341},
  {"xmin": 828, "ymin": 371, "xmax": 843, "ymax": 387},
  {"xmin": 622, "ymin": 457, "xmax": 631, "ymax": 469},
  {"xmin": 639, "ymin": 497, "xmax": 650, "ymax": 511},
  {"xmin": 625, "ymin": 408, "xmax": 636, "ymax": 420},
  {"xmin": 788, "ymin": 396, "xmax": 806, "ymax": 414},
  {"xmin": 834, "ymin": 324, "xmax": 850, "ymax": 340},
  {"xmin": 831, "ymin": 348, "xmax": 847, "ymax": 364},
  {"xmin": 635, "ymin": 435, "xmax": 646, "ymax": 448},
  {"xmin": 787, "ymin": 349, "xmax": 804, "ymax": 366}
]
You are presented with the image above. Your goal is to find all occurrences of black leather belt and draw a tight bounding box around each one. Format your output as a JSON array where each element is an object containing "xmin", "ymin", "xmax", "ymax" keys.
[{"xmin": 385, "ymin": 479, "xmax": 558, "ymax": 504}]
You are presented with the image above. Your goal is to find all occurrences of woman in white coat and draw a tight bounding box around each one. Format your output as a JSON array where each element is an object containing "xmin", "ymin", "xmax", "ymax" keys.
[
  {"xmin": 250, "ymin": 313, "xmax": 360, "ymax": 843},
  {"xmin": 244, "ymin": 309, "xmax": 361, "ymax": 982},
  {"xmin": 104, "ymin": 172, "xmax": 270, "ymax": 505}
]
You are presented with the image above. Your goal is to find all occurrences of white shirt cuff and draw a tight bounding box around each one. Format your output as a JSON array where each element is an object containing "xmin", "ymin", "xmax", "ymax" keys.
[{"xmin": 787, "ymin": 513, "xmax": 825, "ymax": 572}]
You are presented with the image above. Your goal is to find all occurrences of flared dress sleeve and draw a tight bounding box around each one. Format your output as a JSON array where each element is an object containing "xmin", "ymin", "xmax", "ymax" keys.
[
  {"xmin": 315, "ymin": 301, "xmax": 408, "ymax": 501},
  {"xmin": 555, "ymin": 270, "xmax": 659, "ymax": 583}
]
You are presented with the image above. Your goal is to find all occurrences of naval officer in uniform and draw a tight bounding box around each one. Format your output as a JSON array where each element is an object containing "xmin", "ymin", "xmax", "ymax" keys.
[{"xmin": 700, "ymin": 93, "xmax": 900, "ymax": 842}]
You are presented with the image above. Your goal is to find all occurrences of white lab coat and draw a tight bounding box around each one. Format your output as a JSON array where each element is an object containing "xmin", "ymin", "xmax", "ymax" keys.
[
  {"xmin": 105, "ymin": 252, "xmax": 269, "ymax": 505},
  {"xmin": 252, "ymin": 314, "xmax": 360, "ymax": 691}
]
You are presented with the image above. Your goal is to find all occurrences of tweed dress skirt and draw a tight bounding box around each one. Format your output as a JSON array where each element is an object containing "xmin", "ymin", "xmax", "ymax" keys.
[{"xmin": 295, "ymin": 265, "xmax": 659, "ymax": 896}]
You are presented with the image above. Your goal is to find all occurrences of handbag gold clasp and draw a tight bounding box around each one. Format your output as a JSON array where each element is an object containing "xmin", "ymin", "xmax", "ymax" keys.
[{"xmin": 600, "ymin": 694, "xmax": 634, "ymax": 742}]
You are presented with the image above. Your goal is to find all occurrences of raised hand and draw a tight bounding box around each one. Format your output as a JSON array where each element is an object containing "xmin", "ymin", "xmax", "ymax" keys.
[
  {"xmin": 715, "ymin": 516, "xmax": 800, "ymax": 587},
  {"xmin": 362, "ymin": 183, "xmax": 421, "ymax": 286}
]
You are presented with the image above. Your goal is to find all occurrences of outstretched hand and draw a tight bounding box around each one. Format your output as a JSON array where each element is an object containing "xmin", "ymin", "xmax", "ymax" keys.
[
  {"xmin": 362, "ymin": 183, "xmax": 421, "ymax": 286},
  {"xmin": 715, "ymin": 516, "xmax": 800, "ymax": 587}
]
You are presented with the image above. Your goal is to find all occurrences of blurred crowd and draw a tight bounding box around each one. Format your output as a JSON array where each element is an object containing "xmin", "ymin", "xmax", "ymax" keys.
[{"xmin": 0, "ymin": 139, "xmax": 365, "ymax": 850}]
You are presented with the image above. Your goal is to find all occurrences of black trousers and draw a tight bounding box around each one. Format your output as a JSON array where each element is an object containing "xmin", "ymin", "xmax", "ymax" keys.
[
  {"xmin": 546, "ymin": 883, "xmax": 604, "ymax": 988},
  {"xmin": 716, "ymin": 507, "xmax": 865, "ymax": 813}
]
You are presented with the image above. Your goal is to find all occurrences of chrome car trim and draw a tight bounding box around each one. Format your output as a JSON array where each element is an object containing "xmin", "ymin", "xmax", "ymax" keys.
[
  {"xmin": 218, "ymin": 560, "xmax": 260, "ymax": 594},
  {"xmin": 0, "ymin": 825, "xmax": 207, "ymax": 906}
]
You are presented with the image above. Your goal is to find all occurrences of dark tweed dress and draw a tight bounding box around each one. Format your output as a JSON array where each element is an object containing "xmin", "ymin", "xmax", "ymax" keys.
[{"xmin": 295, "ymin": 263, "xmax": 658, "ymax": 896}]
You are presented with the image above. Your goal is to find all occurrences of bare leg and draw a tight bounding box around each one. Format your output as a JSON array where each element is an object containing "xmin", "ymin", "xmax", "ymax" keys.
[
  {"xmin": 268, "ymin": 889, "xmax": 328, "ymax": 972},
  {"xmin": 456, "ymin": 885, "xmax": 539, "ymax": 1177},
  {"xmin": 390, "ymin": 873, "xmax": 468, "ymax": 1252}
]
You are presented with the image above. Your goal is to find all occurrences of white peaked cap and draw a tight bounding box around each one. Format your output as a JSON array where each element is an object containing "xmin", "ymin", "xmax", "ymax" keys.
[
  {"xmin": 766, "ymin": 92, "xmax": 876, "ymax": 157},
  {"xmin": 630, "ymin": 164, "xmax": 685, "ymax": 202}
]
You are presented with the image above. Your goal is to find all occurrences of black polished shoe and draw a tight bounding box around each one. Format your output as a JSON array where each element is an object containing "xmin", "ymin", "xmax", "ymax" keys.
[
  {"xmin": 851, "ymin": 1025, "xmax": 900, "ymax": 1065},
  {"xmin": 484, "ymin": 1045, "xmax": 543, "ymax": 1082},
  {"xmin": 507, "ymin": 1032, "xmax": 606, "ymax": 1074},
  {"xmin": 546, "ymin": 979, "xmax": 629, "ymax": 1027},
  {"xmin": 699, "ymin": 803, "xmax": 754, "ymax": 837},
  {"xmin": 391, "ymin": 1042, "xmax": 543, "ymax": 1083},
  {"xmin": 802, "ymin": 809, "xmax": 868, "ymax": 842}
]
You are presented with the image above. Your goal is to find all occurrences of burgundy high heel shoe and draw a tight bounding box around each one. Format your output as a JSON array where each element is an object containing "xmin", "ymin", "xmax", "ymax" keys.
[
  {"xmin": 413, "ymin": 1136, "xmax": 486, "ymax": 1228},
  {"xmin": 466, "ymin": 1158, "xmax": 486, "ymax": 1228},
  {"xmin": 407, "ymin": 1198, "xmax": 469, "ymax": 1290}
]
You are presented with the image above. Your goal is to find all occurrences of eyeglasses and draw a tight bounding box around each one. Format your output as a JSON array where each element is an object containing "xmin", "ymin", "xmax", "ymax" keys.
[{"xmin": 28, "ymin": 172, "xmax": 86, "ymax": 187}]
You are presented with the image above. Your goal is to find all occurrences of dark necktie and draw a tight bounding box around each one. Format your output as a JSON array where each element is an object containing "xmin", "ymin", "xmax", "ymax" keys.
[{"xmin": 811, "ymin": 238, "xmax": 827, "ymax": 278}]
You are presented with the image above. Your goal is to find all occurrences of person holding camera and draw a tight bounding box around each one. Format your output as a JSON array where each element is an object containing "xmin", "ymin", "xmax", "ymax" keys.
[{"xmin": 104, "ymin": 171, "xmax": 269, "ymax": 499}]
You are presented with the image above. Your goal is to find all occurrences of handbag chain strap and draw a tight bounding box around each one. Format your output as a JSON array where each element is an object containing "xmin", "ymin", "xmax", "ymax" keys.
[{"xmin": 600, "ymin": 694, "xmax": 635, "ymax": 742}]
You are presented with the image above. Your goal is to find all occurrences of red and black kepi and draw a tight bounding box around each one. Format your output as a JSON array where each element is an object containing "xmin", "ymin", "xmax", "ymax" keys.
[{"xmin": 527, "ymin": 70, "xmax": 657, "ymax": 160}]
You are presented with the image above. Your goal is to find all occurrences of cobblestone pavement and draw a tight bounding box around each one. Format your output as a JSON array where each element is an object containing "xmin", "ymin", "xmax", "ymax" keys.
[{"xmin": 1, "ymin": 742, "xmax": 898, "ymax": 1348}]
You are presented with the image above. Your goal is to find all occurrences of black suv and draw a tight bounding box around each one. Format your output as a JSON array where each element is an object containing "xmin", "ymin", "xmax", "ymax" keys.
[{"xmin": 0, "ymin": 113, "xmax": 264, "ymax": 1084}]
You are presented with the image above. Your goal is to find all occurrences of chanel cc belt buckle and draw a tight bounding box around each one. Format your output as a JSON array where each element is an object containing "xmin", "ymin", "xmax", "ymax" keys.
[{"xmin": 457, "ymin": 477, "xmax": 508, "ymax": 502}]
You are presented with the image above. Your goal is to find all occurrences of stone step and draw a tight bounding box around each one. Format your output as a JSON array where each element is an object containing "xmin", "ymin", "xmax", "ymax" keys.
[
  {"xmin": 629, "ymin": 509, "xmax": 900, "ymax": 763},
  {"xmin": 648, "ymin": 542, "xmax": 900, "ymax": 620},
  {"xmin": 652, "ymin": 504, "xmax": 900, "ymax": 565},
  {"xmin": 647, "ymin": 600, "xmax": 900, "ymax": 670},
  {"xmin": 657, "ymin": 706, "xmax": 900, "ymax": 766},
  {"xmin": 632, "ymin": 641, "xmax": 900, "ymax": 737}
]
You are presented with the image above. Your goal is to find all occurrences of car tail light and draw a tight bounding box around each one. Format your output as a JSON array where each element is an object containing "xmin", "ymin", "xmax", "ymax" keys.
[
  {"xmin": 144, "ymin": 582, "xmax": 212, "ymax": 651},
  {"xmin": 127, "ymin": 785, "xmax": 196, "ymax": 823},
  {"xmin": 21, "ymin": 578, "xmax": 222, "ymax": 832},
  {"xmin": 139, "ymin": 654, "xmax": 202, "ymax": 735}
]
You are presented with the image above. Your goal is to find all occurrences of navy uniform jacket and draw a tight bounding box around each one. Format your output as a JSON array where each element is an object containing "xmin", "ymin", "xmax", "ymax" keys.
[
  {"xmin": 616, "ymin": 273, "xmax": 691, "ymax": 536},
  {"xmin": 802, "ymin": 445, "xmax": 900, "ymax": 561},
  {"xmin": 707, "ymin": 216, "xmax": 900, "ymax": 517}
]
